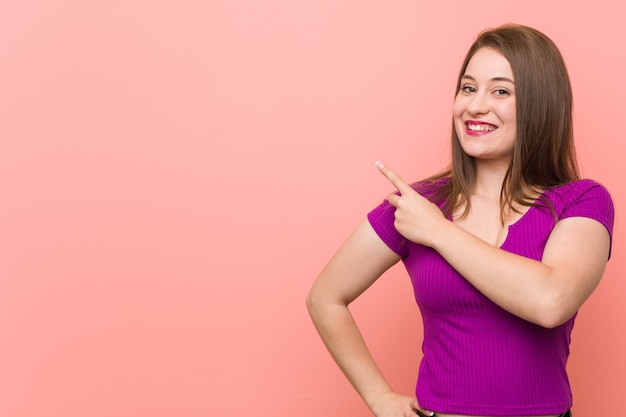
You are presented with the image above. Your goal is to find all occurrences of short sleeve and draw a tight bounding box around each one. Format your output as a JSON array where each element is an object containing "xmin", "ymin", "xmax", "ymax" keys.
[
  {"xmin": 559, "ymin": 180, "xmax": 615, "ymax": 258},
  {"xmin": 367, "ymin": 198, "xmax": 409, "ymax": 258}
]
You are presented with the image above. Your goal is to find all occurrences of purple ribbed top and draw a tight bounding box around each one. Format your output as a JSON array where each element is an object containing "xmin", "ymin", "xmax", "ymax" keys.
[{"xmin": 367, "ymin": 179, "xmax": 614, "ymax": 416}]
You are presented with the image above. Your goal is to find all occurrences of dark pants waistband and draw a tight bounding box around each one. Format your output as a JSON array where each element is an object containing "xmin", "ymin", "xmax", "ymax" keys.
[{"xmin": 415, "ymin": 411, "xmax": 571, "ymax": 417}]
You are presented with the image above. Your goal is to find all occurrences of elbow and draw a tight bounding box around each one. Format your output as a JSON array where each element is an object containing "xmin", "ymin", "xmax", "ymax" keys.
[
  {"xmin": 306, "ymin": 282, "xmax": 349, "ymax": 324},
  {"xmin": 305, "ymin": 289, "xmax": 317, "ymax": 315},
  {"xmin": 305, "ymin": 285, "xmax": 328, "ymax": 320},
  {"xmin": 535, "ymin": 313, "xmax": 569, "ymax": 329},
  {"xmin": 305, "ymin": 287, "xmax": 335, "ymax": 331},
  {"xmin": 532, "ymin": 292, "xmax": 576, "ymax": 329}
]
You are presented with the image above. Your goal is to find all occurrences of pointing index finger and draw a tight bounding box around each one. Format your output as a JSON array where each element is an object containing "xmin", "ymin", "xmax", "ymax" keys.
[{"xmin": 375, "ymin": 161, "xmax": 413, "ymax": 195}]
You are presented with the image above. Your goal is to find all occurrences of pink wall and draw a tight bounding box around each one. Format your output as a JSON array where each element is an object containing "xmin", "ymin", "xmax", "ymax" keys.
[{"xmin": 1, "ymin": 1, "xmax": 624, "ymax": 416}]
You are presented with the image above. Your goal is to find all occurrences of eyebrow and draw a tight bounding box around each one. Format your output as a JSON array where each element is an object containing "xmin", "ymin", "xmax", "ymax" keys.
[{"xmin": 461, "ymin": 74, "xmax": 515, "ymax": 84}]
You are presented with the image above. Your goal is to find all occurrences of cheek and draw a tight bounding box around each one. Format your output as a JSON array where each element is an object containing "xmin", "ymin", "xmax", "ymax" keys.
[
  {"xmin": 452, "ymin": 98, "xmax": 465, "ymax": 132},
  {"xmin": 502, "ymin": 102, "xmax": 516, "ymax": 124},
  {"xmin": 452, "ymin": 95, "xmax": 464, "ymax": 118}
]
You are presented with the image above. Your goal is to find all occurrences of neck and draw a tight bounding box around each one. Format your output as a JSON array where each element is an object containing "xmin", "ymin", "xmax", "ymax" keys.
[{"xmin": 472, "ymin": 162, "xmax": 508, "ymax": 199}]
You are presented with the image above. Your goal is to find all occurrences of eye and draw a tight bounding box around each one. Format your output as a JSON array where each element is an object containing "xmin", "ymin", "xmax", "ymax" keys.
[
  {"xmin": 460, "ymin": 84, "xmax": 476, "ymax": 94},
  {"xmin": 493, "ymin": 88, "xmax": 511, "ymax": 96}
]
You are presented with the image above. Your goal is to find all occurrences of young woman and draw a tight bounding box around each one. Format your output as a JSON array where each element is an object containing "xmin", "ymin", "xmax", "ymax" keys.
[{"xmin": 306, "ymin": 25, "xmax": 614, "ymax": 417}]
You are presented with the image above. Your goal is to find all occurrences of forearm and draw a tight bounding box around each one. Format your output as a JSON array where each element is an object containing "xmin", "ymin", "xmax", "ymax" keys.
[
  {"xmin": 432, "ymin": 220, "xmax": 563, "ymax": 327},
  {"xmin": 307, "ymin": 300, "xmax": 393, "ymax": 408}
]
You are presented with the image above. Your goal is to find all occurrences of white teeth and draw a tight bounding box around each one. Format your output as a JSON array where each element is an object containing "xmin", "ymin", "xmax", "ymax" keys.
[{"xmin": 467, "ymin": 123, "xmax": 496, "ymax": 132}]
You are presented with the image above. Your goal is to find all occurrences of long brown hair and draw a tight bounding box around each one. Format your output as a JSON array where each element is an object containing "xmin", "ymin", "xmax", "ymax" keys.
[{"xmin": 423, "ymin": 24, "xmax": 579, "ymax": 220}]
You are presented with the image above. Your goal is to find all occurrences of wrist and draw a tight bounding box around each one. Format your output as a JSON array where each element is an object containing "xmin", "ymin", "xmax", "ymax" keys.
[
  {"xmin": 430, "ymin": 218, "xmax": 455, "ymax": 251},
  {"xmin": 363, "ymin": 387, "xmax": 394, "ymax": 410}
]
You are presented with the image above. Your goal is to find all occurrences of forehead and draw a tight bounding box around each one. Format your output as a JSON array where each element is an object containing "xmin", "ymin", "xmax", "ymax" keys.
[{"xmin": 464, "ymin": 47, "xmax": 514, "ymax": 80}]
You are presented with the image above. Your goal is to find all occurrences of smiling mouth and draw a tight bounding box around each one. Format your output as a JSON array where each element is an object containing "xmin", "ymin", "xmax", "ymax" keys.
[{"xmin": 466, "ymin": 122, "xmax": 497, "ymax": 132}]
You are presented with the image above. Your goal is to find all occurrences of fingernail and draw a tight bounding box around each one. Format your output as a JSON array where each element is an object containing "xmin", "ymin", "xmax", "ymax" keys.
[{"xmin": 375, "ymin": 161, "xmax": 384, "ymax": 169}]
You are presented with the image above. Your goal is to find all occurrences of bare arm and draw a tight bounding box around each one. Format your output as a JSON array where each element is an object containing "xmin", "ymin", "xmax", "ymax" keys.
[
  {"xmin": 377, "ymin": 162, "xmax": 611, "ymax": 328},
  {"xmin": 432, "ymin": 216, "xmax": 610, "ymax": 328},
  {"xmin": 306, "ymin": 220, "xmax": 425, "ymax": 417}
]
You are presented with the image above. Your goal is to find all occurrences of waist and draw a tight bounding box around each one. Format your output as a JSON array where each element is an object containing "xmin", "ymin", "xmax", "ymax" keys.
[
  {"xmin": 434, "ymin": 414, "xmax": 562, "ymax": 417},
  {"xmin": 420, "ymin": 412, "xmax": 570, "ymax": 417}
]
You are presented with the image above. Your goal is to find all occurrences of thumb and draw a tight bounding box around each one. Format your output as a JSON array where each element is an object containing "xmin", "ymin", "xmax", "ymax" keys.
[
  {"xmin": 417, "ymin": 407, "xmax": 435, "ymax": 416},
  {"xmin": 412, "ymin": 399, "xmax": 435, "ymax": 417}
]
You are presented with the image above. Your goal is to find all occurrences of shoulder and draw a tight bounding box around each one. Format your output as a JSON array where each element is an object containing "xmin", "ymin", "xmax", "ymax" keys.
[
  {"xmin": 410, "ymin": 176, "xmax": 452, "ymax": 199},
  {"xmin": 545, "ymin": 179, "xmax": 613, "ymax": 208},
  {"xmin": 549, "ymin": 178, "xmax": 610, "ymax": 194},
  {"xmin": 544, "ymin": 178, "xmax": 614, "ymax": 238}
]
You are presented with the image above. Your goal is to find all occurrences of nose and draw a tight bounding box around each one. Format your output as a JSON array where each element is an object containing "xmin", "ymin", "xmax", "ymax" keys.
[{"xmin": 466, "ymin": 92, "xmax": 490, "ymax": 115}]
